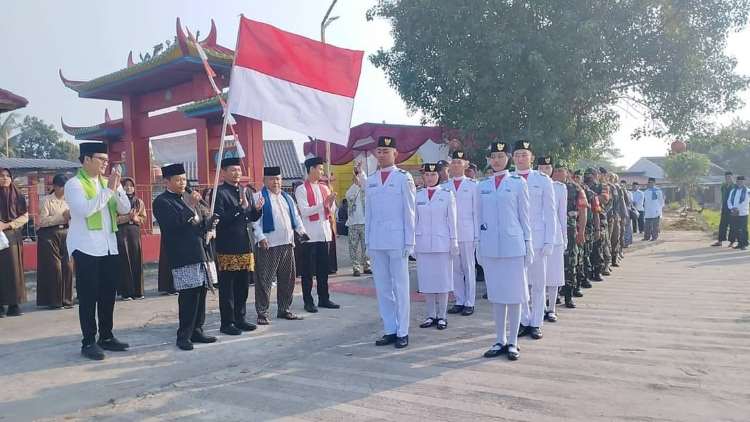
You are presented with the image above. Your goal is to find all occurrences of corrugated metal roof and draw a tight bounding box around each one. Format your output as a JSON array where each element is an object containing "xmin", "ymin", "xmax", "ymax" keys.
[
  {"xmin": 263, "ymin": 139, "xmax": 304, "ymax": 181},
  {"xmin": 0, "ymin": 158, "xmax": 81, "ymax": 170}
]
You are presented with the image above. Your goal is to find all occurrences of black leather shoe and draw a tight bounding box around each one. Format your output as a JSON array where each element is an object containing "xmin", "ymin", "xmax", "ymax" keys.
[
  {"xmin": 529, "ymin": 327, "xmax": 543, "ymax": 340},
  {"xmin": 176, "ymin": 338, "xmax": 194, "ymax": 351},
  {"xmin": 612, "ymin": 262, "xmax": 620, "ymax": 267},
  {"xmin": 6, "ymin": 305, "xmax": 22, "ymax": 316},
  {"xmin": 353, "ymin": 270, "xmax": 361, "ymax": 277},
  {"xmin": 304, "ymin": 303, "xmax": 319, "ymax": 313},
  {"xmin": 482, "ymin": 293, "xmax": 488, "ymax": 299},
  {"xmin": 81, "ymin": 343, "xmax": 106, "ymax": 360},
  {"xmin": 236, "ymin": 320, "xmax": 257, "ymax": 331},
  {"xmin": 0, "ymin": 305, "xmax": 5, "ymax": 318},
  {"xmin": 544, "ymin": 312, "xmax": 558, "ymax": 323},
  {"xmin": 483, "ymin": 343, "xmax": 507, "ymax": 358},
  {"xmin": 581, "ymin": 280, "xmax": 593, "ymax": 288},
  {"xmin": 97, "ymin": 336, "xmax": 129, "ymax": 351},
  {"xmin": 573, "ymin": 287, "xmax": 584, "ymax": 297},
  {"xmin": 447, "ymin": 305, "xmax": 464, "ymax": 314},
  {"xmin": 363, "ymin": 269, "xmax": 372, "ymax": 274},
  {"xmin": 591, "ymin": 274, "xmax": 604, "ymax": 282},
  {"xmin": 220, "ymin": 325, "xmax": 242, "ymax": 336},
  {"xmin": 436, "ymin": 319, "xmax": 447, "ymax": 330},
  {"xmin": 565, "ymin": 299, "xmax": 577, "ymax": 308},
  {"xmin": 461, "ymin": 306, "xmax": 474, "ymax": 316},
  {"xmin": 507, "ymin": 344, "xmax": 520, "ymax": 360},
  {"xmin": 601, "ymin": 269, "xmax": 611, "ymax": 276},
  {"xmin": 419, "ymin": 317, "xmax": 436, "ymax": 328},
  {"xmin": 318, "ymin": 300, "xmax": 340, "ymax": 309},
  {"xmin": 278, "ymin": 311, "xmax": 304, "ymax": 320},
  {"xmin": 375, "ymin": 334, "xmax": 397, "ymax": 346},
  {"xmin": 395, "ymin": 335, "xmax": 409, "ymax": 348},
  {"xmin": 518, "ymin": 324, "xmax": 531, "ymax": 337},
  {"xmin": 191, "ymin": 332, "xmax": 218, "ymax": 343}
]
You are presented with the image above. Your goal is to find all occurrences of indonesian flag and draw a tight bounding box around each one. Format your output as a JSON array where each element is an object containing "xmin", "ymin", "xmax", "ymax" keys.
[{"xmin": 228, "ymin": 17, "xmax": 364, "ymax": 145}]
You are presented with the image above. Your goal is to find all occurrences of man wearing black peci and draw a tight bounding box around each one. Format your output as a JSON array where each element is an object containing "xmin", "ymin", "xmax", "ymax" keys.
[
  {"xmin": 152, "ymin": 163, "xmax": 218, "ymax": 350},
  {"xmin": 214, "ymin": 157, "xmax": 264, "ymax": 335}
]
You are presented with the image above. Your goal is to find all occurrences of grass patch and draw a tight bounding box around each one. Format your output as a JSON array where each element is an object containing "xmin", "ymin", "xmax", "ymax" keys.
[{"xmin": 701, "ymin": 209, "xmax": 721, "ymax": 233}]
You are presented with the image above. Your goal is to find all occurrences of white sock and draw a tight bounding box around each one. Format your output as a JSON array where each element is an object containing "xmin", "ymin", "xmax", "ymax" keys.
[
  {"xmin": 425, "ymin": 293, "xmax": 437, "ymax": 318},
  {"xmin": 437, "ymin": 293, "xmax": 449, "ymax": 319},
  {"xmin": 546, "ymin": 286, "xmax": 557, "ymax": 314},
  {"xmin": 507, "ymin": 304, "xmax": 521, "ymax": 345},
  {"xmin": 493, "ymin": 303, "xmax": 508, "ymax": 345}
]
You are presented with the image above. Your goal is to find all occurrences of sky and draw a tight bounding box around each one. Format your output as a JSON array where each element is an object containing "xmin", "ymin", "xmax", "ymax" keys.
[{"xmin": 2, "ymin": 0, "xmax": 749, "ymax": 168}]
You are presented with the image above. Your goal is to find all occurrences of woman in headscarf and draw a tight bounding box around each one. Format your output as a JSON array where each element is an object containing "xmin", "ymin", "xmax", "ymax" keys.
[
  {"xmin": 36, "ymin": 173, "xmax": 74, "ymax": 309},
  {"xmin": 0, "ymin": 167, "xmax": 29, "ymax": 317},
  {"xmin": 116, "ymin": 177, "xmax": 146, "ymax": 300}
]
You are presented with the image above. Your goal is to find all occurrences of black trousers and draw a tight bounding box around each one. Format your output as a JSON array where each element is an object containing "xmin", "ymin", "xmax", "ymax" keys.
[
  {"xmin": 218, "ymin": 270, "xmax": 249, "ymax": 327},
  {"xmin": 72, "ymin": 251, "xmax": 119, "ymax": 346},
  {"xmin": 637, "ymin": 211, "xmax": 645, "ymax": 233},
  {"xmin": 730, "ymin": 215, "xmax": 748, "ymax": 247},
  {"xmin": 718, "ymin": 209, "xmax": 731, "ymax": 242},
  {"xmin": 177, "ymin": 285, "xmax": 207, "ymax": 341},
  {"xmin": 300, "ymin": 241, "xmax": 330, "ymax": 305}
]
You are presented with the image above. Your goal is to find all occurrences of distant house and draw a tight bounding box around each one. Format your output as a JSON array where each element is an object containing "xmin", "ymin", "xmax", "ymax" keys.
[
  {"xmin": 263, "ymin": 139, "xmax": 305, "ymax": 190},
  {"xmin": 622, "ymin": 156, "xmax": 726, "ymax": 208}
]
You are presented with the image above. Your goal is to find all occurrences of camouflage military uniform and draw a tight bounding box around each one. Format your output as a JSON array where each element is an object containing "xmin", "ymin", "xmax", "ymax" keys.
[
  {"xmin": 563, "ymin": 181, "xmax": 586, "ymax": 306},
  {"xmin": 587, "ymin": 181, "xmax": 607, "ymax": 281}
]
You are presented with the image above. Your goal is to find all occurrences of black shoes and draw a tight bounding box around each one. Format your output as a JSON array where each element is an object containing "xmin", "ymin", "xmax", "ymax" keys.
[
  {"xmin": 591, "ymin": 274, "xmax": 604, "ymax": 282},
  {"xmin": 220, "ymin": 325, "xmax": 242, "ymax": 335},
  {"xmin": 353, "ymin": 270, "xmax": 361, "ymax": 277},
  {"xmin": 278, "ymin": 311, "xmax": 304, "ymax": 320},
  {"xmin": 81, "ymin": 343, "xmax": 106, "ymax": 360},
  {"xmin": 711, "ymin": 241, "xmax": 722, "ymax": 247},
  {"xmin": 507, "ymin": 344, "xmax": 520, "ymax": 360},
  {"xmin": 518, "ymin": 324, "xmax": 530, "ymax": 337},
  {"xmin": 581, "ymin": 279, "xmax": 593, "ymax": 288},
  {"xmin": 318, "ymin": 300, "xmax": 340, "ymax": 309},
  {"xmin": 6, "ymin": 305, "xmax": 22, "ymax": 316},
  {"xmin": 375, "ymin": 334, "xmax": 397, "ymax": 346},
  {"xmin": 420, "ymin": 317, "xmax": 437, "ymax": 328},
  {"xmin": 544, "ymin": 312, "xmax": 558, "ymax": 323},
  {"xmin": 235, "ymin": 320, "xmax": 257, "ymax": 331},
  {"xmin": 573, "ymin": 287, "xmax": 584, "ymax": 297},
  {"xmin": 602, "ymin": 269, "xmax": 611, "ymax": 276},
  {"xmin": 363, "ymin": 269, "xmax": 372, "ymax": 275},
  {"xmin": 176, "ymin": 338, "xmax": 194, "ymax": 351},
  {"xmin": 529, "ymin": 327, "xmax": 543, "ymax": 340},
  {"xmin": 447, "ymin": 305, "xmax": 465, "ymax": 314},
  {"xmin": 191, "ymin": 332, "xmax": 218, "ymax": 343},
  {"xmin": 483, "ymin": 343, "xmax": 507, "ymax": 358},
  {"xmin": 461, "ymin": 306, "xmax": 474, "ymax": 316},
  {"xmin": 395, "ymin": 335, "xmax": 409, "ymax": 348},
  {"xmin": 98, "ymin": 336, "xmax": 129, "ymax": 351},
  {"xmin": 0, "ymin": 305, "xmax": 4, "ymax": 318},
  {"xmin": 304, "ymin": 303, "xmax": 319, "ymax": 313},
  {"xmin": 436, "ymin": 319, "xmax": 447, "ymax": 330}
]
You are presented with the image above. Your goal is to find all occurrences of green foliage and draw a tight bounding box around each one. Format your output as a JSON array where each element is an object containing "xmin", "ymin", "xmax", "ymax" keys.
[
  {"xmin": 367, "ymin": 0, "xmax": 750, "ymax": 159},
  {"xmin": 663, "ymin": 151, "xmax": 711, "ymax": 185},
  {"xmin": 9, "ymin": 116, "xmax": 78, "ymax": 160},
  {"xmin": 0, "ymin": 113, "xmax": 19, "ymax": 158},
  {"xmin": 688, "ymin": 118, "xmax": 750, "ymax": 176}
]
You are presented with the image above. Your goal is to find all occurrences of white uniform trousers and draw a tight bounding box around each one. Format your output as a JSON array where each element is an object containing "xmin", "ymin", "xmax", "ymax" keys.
[
  {"xmin": 371, "ymin": 249, "xmax": 411, "ymax": 337},
  {"xmin": 521, "ymin": 248, "xmax": 547, "ymax": 328},
  {"xmin": 451, "ymin": 241, "xmax": 476, "ymax": 307}
]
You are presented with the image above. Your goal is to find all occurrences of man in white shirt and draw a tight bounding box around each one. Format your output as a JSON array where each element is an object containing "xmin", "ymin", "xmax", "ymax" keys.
[
  {"xmin": 253, "ymin": 167, "xmax": 307, "ymax": 324},
  {"xmin": 631, "ymin": 182, "xmax": 645, "ymax": 234},
  {"xmin": 65, "ymin": 142, "xmax": 131, "ymax": 360},
  {"xmin": 643, "ymin": 177, "xmax": 665, "ymax": 241},
  {"xmin": 727, "ymin": 175, "xmax": 749, "ymax": 250},
  {"xmin": 295, "ymin": 157, "xmax": 340, "ymax": 313},
  {"xmin": 345, "ymin": 162, "xmax": 371, "ymax": 276}
]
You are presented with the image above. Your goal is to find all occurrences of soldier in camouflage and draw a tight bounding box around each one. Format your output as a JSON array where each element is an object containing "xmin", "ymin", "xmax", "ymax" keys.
[{"xmin": 553, "ymin": 165, "xmax": 587, "ymax": 308}]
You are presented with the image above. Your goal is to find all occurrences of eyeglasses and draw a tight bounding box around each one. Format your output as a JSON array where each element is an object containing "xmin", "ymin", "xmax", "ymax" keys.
[{"xmin": 91, "ymin": 156, "xmax": 109, "ymax": 163}]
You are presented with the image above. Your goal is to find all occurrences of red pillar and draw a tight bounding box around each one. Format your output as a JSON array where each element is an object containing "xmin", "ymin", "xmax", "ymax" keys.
[
  {"xmin": 122, "ymin": 94, "xmax": 153, "ymax": 232},
  {"xmin": 235, "ymin": 116, "xmax": 264, "ymax": 190},
  {"xmin": 195, "ymin": 119, "xmax": 210, "ymax": 185}
]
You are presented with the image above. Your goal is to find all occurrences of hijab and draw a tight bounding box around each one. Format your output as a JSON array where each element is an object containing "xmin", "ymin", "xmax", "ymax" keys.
[{"xmin": 0, "ymin": 167, "xmax": 27, "ymax": 223}]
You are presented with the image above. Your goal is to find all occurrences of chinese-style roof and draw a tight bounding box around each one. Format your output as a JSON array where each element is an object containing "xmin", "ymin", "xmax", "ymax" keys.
[
  {"xmin": 61, "ymin": 109, "xmax": 124, "ymax": 141},
  {"xmin": 0, "ymin": 157, "xmax": 80, "ymax": 171},
  {"xmin": 0, "ymin": 88, "xmax": 29, "ymax": 113},
  {"xmin": 303, "ymin": 123, "xmax": 449, "ymax": 165},
  {"xmin": 179, "ymin": 93, "xmax": 226, "ymax": 119},
  {"xmin": 59, "ymin": 18, "xmax": 233, "ymax": 100},
  {"xmin": 264, "ymin": 139, "xmax": 305, "ymax": 183}
]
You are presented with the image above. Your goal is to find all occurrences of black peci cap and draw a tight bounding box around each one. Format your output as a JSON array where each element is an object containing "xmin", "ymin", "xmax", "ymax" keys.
[
  {"xmin": 162, "ymin": 163, "xmax": 186, "ymax": 178},
  {"xmin": 220, "ymin": 157, "xmax": 242, "ymax": 169},
  {"xmin": 263, "ymin": 166, "xmax": 282, "ymax": 177},
  {"xmin": 79, "ymin": 142, "xmax": 107, "ymax": 157}
]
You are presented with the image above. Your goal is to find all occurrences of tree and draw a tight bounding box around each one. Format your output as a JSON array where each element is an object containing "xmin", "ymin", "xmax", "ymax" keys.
[
  {"xmin": 688, "ymin": 119, "xmax": 750, "ymax": 176},
  {"xmin": 367, "ymin": 1, "xmax": 750, "ymax": 159},
  {"xmin": 0, "ymin": 113, "xmax": 19, "ymax": 158},
  {"xmin": 663, "ymin": 151, "xmax": 711, "ymax": 209},
  {"xmin": 9, "ymin": 116, "xmax": 77, "ymax": 160}
]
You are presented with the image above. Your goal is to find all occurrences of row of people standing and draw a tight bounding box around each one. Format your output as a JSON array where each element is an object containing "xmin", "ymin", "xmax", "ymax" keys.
[{"xmin": 713, "ymin": 172, "xmax": 749, "ymax": 250}]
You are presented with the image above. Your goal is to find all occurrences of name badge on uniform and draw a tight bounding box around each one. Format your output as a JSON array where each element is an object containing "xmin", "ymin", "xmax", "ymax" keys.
[
  {"xmin": 480, "ymin": 224, "xmax": 488, "ymax": 231},
  {"xmin": 532, "ymin": 185, "xmax": 541, "ymax": 189},
  {"xmin": 388, "ymin": 183, "xmax": 395, "ymax": 187},
  {"xmin": 416, "ymin": 201, "xmax": 427, "ymax": 206},
  {"xmin": 480, "ymin": 189, "xmax": 492, "ymax": 195},
  {"xmin": 505, "ymin": 188, "xmax": 512, "ymax": 192},
  {"xmin": 368, "ymin": 183, "xmax": 377, "ymax": 188}
]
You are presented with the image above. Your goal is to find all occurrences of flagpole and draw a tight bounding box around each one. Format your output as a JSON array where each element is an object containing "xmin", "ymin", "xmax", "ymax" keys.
[
  {"xmin": 321, "ymin": 0, "xmax": 338, "ymax": 179},
  {"xmin": 209, "ymin": 14, "xmax": 243, "ymax": 216}
]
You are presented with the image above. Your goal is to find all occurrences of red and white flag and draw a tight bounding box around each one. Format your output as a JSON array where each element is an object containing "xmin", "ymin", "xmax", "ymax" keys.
[{"xmin": 228, "ymin": 17, "xmax": 364, "ymax": 145}]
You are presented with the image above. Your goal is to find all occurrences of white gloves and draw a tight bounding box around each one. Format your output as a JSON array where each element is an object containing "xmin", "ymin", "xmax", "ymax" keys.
[
  {"xmin": 450, "ymin": 243, "xmax": 460, "ymax": 256},
  {"xmin": 542, "ymin": 243, "xmax": 554, "ymax": 257},
  {"xmin": 403, "ymin": 245, "xmax": 415, "ymax": 258},
  {"xmin": 524, "ymin": 240, "xmax": 535, "ymax": 266}
]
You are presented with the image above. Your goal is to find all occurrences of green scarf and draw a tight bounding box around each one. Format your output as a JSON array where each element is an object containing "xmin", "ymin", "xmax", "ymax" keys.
[{"xmin": 76, "ymin": 168, "xmax": 118, "ymax": 233}]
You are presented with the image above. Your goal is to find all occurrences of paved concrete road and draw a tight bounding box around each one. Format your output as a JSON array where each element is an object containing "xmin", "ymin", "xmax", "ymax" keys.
[{"xmin": 1, "ymin": 231, "xmax": 748, "ymax": 421}]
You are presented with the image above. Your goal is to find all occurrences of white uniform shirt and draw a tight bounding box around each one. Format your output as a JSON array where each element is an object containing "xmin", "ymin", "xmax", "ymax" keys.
[
  {"xmin": 294, "ymin": 181, "xmax": 334, "ymax": 242},
  {"xmin": 552, "ymin": 181, "xmax": 567, "ymax": 246},
  {"xmin": 415, "ymin": 186, "xmax": 458, "ymax": 253},
  {"xmin": 252, "ymin": 190, "xmax": 304, "ymax": 248},
  {"xmin": 364, "ymin": 165, "xmax": 416, "ymax": 251},
  {"xmin": 345, "ymin": 183, "xmax": 366, "ymax": 226},
  {"xmin": 442, "ymin": 176, "xmax": 479, "ymax": 243},
  {"xmin": 478, "ymin": 171, "xmax": 532, "ymax": 258},
  {"xmin": 515, "ymin": 169, "xmax": 557, "ymax": 250},
  {"xmin": 727, "ymin": 186, "xmax": 750, "ymax": 216},
  {"xmin": 65, "ymin": 175, "xmax": 131, "ymax": 257},
  {"xmin": 643, "ymin": 187, "xmax": 665, "ymax": 218},
  {"xmin": 632, "ymin": 189, "xmax": 645, "ymax": 212}
]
